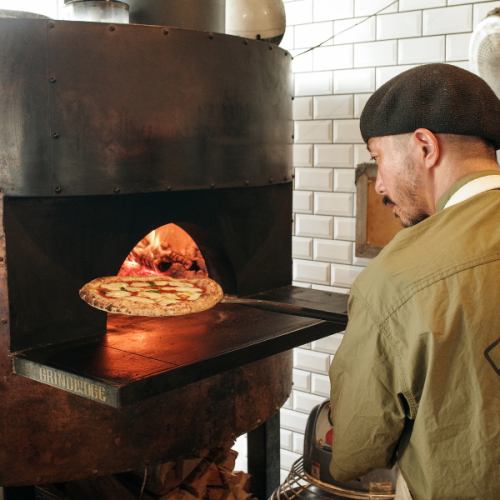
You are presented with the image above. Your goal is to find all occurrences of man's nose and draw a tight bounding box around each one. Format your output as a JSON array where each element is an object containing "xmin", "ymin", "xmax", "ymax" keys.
[{"xmin": 374, "ymin": 172, "xmax": 385, "ymax": 195}]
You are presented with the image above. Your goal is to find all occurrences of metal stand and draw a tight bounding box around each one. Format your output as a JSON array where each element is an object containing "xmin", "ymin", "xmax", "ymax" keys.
[
  {"xmin": 248, "ymin": 411, "xmax": 281, "ymax": 500},
  {"xmin": 271, "ymin": 458, "xmax": 395, "ymax": 500}
]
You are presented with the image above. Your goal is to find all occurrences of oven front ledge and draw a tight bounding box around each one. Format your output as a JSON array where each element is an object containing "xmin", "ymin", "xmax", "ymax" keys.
[{"xmin": 11, "ymin": 293, "xmax": 348, "ymax": 408}]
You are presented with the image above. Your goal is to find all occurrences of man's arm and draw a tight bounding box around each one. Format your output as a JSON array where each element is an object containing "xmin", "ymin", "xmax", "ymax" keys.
[{"xmin": 329, "ymin": 290, "xmax": 409, "ymax": 481}]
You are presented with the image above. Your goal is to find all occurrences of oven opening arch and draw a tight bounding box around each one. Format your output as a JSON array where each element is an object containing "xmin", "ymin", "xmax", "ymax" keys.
[{"xmin": 116, "ymin": 222, "xmax": 236, "ymax": 294}]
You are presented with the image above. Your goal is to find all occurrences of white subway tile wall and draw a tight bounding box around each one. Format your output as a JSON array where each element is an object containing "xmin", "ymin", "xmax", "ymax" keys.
[
  {"xmin": 314, "ymin": 238, "xmax": 353, "ymax": 263},
  {"xmin": 354, "ymin": 0, "xmax": 398, "ymax": 17},
  {"xmin": 354, "ymin": 40, "xmax": 398, "ymax": 67},
  {"xmin": 422, "ymin": 5, "xmax": 472, "ymax": 35},
  {"xmin": 293, "ymin": 144, "xmax": 313, "ymax": 166},
  {"xmin": 446, "ymin": 33, "xmax": 472, "ymax": 61},
  {"xmin": 295, "ymin": 21, "xmax": 333, "ymax": 48},
  {"xmin": 313, "ymin": 0, "xmax": 354, "ymax": 22},
  {"xmin": 377, "ymin": 11, "xmax": 422, "ymax": 39},
  {"xmin": 376, "ymin": 63, "xmax": 417, "ymax": 87},
  {"xmin": 293, "ymin": 259, "xmax": 330, "ymax": 283},
  {"xmin": 293, "ymin": 368, "xmax": 312, "ymax": 390},
  {"xmin": 281, "ymin": 449, "xmax": 302, "ymax": 472},
  {"xmin": 333, "ymin": 17, "xmax": 376, "ymax": 44},
  {"xmin": 314, "ymin": 192, "xmax": 354, "ymax": 216},
  {"xmin": 295, "ymin": 71, "xmax": 333, "ymax": 95},
  {"xmin": 399, "ymin": 0, "xmax": 445, "ymax": 10},
  {"xmin": 293, "ymin": 433, "xmax": 305, "ymax": 454},
  {"xmin": 312, "ymin": 333, "xmax": 344, "ymax": 354},
  {"xmin": 294, "ymin": 348, "xmax": 331, "ymax": 373},
  {"xmin": 294, "ymin": 119, "xmax": 333, "ymax": 143},
  {"xmin": 354, "ymin": 93, "xmax": 371, "ymax": 117},
  {"xmin": 313, "ymin": 44, "xmax": 354, "ymax": 71},
  {"xmin": 236, "ymin": 0, "xmax": 500, "ymax": 481},
  {"xmin": 331, "ymin": 263, "xmax": 364, "ymax": 287},
  {"xmin": 292, "ymin": 236, "xmax": 313, "ymax": 259},
  {"xmin": 311, "ymin": 373, "xmax": 331, "ymax": 396},
  {"xmin": 281, "ymin": 407, "xmax": 310, "ymax": 432},
  {"xmin": 281, "ymin": 429, "xmax": 293, "ymax": 451},
  {"xmin": 295, "ymin": 168, "xmax": 334, "ymax": 191},
  {"xmin": 333, "ymin": 67, "xmax": 376, "ymax": 93},
  {"xmin": 333, "ymin": 119, "xmax": 364, "ymax": 143},
  {"xmin": 473, "ymin": 1, "xmax": 500, "ymax": 27},
  {"xmin": 354, "ymin": 143, "xmax": 372, "ymax": 164},
  {"xmin": 293, "ymin": 390, "xmax": 326, "ymax": 413},
  {"xmin": 314, "ymin": 144, "xmax": 353, "ymax": 166},
  {"xmin": 334, "ymin": 216, "xmax": 356, "ymax": 241},
  {"xmin": 314, "ymin": 95, "xmax": 353, "ymax": 119},
  {"xmin": 398, "ymin": 35, "xmax": 446, "ymax": 64},
  {"xmin": 293, "ymin": 97, "xmax": 313, "ymax": 119},
  {"xmin": 334, "ymin": 168, "xmax": 356, "ymax": 192},
  {"xmin": 293, "ymin": 191, "xmax": 313, "ymax": 213}
]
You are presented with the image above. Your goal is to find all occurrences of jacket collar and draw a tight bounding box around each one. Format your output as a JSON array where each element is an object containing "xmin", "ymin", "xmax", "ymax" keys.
[{"xmin": 437, "ymin": 170, "xmax": 500, "ymax": 212}]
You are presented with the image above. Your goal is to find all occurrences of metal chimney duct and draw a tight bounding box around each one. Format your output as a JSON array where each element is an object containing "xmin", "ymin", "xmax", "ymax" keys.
[{"xmin": 126, "ymin": 0, "xmax": 225, "ymax": 32}]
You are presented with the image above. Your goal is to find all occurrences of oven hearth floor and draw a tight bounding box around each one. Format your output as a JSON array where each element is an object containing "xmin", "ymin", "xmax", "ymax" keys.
[{"xmin": 12, "ymin": 289, "xmax": 348, "ymax": 407}]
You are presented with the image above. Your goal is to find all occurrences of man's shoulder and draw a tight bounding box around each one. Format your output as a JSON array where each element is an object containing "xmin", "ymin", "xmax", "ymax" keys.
[{"xmin": 352, "ymin": 189, "xmax": 500, "ymax": 318}]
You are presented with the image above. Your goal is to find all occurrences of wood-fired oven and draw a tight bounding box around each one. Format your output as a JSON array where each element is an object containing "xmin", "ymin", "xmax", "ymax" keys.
[{"xmin": 0, "ymin": 17, "xmax": 347, "ymax": 497}]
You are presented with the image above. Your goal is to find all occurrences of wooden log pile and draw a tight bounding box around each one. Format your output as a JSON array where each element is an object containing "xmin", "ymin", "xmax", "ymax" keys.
[
  {"xmin": 36, "ymin": 445, "xmax": 253, "ymax": 500},
  {"xmin": 144, "ymin": 447, "xmax": 252, "ymax": 500}
]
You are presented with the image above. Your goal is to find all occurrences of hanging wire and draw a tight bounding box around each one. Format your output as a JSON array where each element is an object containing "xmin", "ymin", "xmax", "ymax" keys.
[{"xmin": 293, "ymin": 0, "xmax": 400, "ymax": 58}]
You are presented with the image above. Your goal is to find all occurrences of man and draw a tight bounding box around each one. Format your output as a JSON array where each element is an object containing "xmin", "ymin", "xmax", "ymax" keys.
[{"xmin": 329, "ymin": 63, "xmax": 500, "ymax": 500}]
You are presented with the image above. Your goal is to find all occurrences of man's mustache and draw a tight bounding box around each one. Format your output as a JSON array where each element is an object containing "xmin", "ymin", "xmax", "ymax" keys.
[{"xmin": 383, "ymin": 196, "xmax": 395, "ymax": 206}]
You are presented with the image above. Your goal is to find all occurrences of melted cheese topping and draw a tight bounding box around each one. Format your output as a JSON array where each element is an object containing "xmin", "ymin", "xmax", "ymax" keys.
[
  {"xmin": 99, "ymin": 278, "xmax": 206, "ymax": 304},
  {"xmin": 127, "ymin": 296, "xmax": 154, "ymax": 303},
  {"xmin": 105, "ymin": 290, "xmax": 132, "ymax": 298},
  {"xmin": 101, "ymin": 282, "xmax": 129, "ymax": 291}
]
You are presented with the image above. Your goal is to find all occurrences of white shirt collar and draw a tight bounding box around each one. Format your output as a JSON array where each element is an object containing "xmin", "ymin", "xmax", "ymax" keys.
[{"xmin": 444, "ymin": 174, "xmax": 500, "ymax": 209}]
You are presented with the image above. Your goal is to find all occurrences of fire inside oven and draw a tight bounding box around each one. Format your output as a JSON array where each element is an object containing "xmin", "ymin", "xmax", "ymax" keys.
[{"xmin": 119, "ymin": 224, "xmax": 208, "ymax": 279}]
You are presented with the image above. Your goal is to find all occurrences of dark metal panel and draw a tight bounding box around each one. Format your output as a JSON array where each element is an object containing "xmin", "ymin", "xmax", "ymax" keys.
[
  {"xmin": 0, "ymin": 20, "xmax": 51, "ymax": 196},
  {"xmin": 248, "ymin": 412, "xmax": 281, "ymax": 500},
  {"xmin": 0, "ymin": 19, "xmax": 292, "ymax": 197},
  {"xmin": 239, "ymin": 285, "xmax": 349, "ymax": 324}
]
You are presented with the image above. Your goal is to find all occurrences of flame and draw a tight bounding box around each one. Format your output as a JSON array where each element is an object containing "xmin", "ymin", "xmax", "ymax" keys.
[{"xmin": 119, "ymin": 224, "xmax": 208, "ymax": 278}]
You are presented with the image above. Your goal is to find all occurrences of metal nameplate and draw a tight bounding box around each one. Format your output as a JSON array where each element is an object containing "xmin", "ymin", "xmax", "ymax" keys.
[{"xmin": 12, "ymin": 358, "xmax": 118, "ymax": 406}]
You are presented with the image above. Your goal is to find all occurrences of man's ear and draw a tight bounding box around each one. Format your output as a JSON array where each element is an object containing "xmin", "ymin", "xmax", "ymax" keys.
[{"xmin": 413, "ymin": 128, "xmax": 440, "ymax": 170}]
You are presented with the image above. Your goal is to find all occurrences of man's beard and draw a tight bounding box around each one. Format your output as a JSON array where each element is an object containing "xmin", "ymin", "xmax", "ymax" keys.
[{"xmin": 383, "ymin": 195, "xmax": 429, "ymax": 228}]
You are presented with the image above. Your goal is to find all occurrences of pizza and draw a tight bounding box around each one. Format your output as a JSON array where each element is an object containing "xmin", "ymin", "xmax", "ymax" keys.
[{"xmin": 79, "ymin": 276, "xmax": 223, "ymax": 317}]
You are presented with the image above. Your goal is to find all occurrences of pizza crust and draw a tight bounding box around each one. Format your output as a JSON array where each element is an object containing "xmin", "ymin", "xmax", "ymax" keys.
[{"xmin": 79, "ymin": 275, "xmax": 223, "ymax": 317}]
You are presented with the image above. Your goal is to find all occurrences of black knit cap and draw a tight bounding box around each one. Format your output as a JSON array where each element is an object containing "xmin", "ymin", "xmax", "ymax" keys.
[{"xmin": 360, "ymin": 63, "xmax": 500, "ymax": 149}]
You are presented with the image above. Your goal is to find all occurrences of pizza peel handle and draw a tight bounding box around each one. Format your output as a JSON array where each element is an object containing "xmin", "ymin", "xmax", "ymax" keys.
[
  {"xmin": 79, "ymin": 276, "xmax": 224, "ymax": 317},
  {"xmin": 222, "ymin": 295, "xmax": 309, "ymax": 315}
]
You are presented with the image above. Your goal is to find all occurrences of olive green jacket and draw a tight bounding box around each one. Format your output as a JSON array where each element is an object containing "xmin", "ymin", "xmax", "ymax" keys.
[{"xmin": 329, "ymin": 172, "xmax": 500, "ymax": 500}]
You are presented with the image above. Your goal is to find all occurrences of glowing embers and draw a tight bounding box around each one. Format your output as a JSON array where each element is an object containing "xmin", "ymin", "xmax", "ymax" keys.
[{"xmin": 119, "ymin": 224, "xmax": 208, "ymax": 278}]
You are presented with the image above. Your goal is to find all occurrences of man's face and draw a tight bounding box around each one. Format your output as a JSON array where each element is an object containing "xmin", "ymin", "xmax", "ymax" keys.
[{"xmin": 367, "ymin": 135, "xmax": 430, "ymax": 228}]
